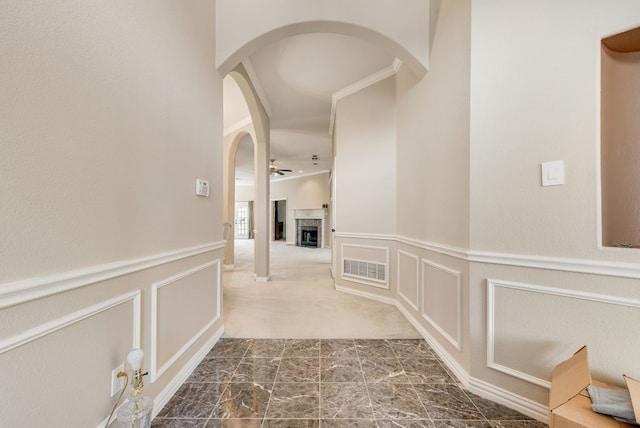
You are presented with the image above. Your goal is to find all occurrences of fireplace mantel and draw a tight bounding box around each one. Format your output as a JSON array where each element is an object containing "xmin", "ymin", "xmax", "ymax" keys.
[
  {"xmin": 293, "ymin": 208, "xmax": 326, "ymax": 219},
  {"xmin": 293, "ymin": 209, "xmax": 326, "ymax": 247}
]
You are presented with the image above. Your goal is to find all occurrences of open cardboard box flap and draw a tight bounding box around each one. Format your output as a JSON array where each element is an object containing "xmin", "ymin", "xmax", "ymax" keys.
[
  {"xmin": 550, "ymin": 346, "xmax": 593, "ymax": 411},
  {"xmin": 550, "ymin": 346, "xmax": 640, "ymax": 425},
  {"xmin": 625, "ymin": 375, "xmax": 640, "ymax": 424}
]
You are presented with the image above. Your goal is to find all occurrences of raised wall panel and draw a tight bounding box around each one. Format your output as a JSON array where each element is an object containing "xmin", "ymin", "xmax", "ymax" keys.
[
  {"xmin": 421, "ymin": 259, "xmax": 462, "ymax": 351},
  {"xmin": 151, "ymin": 260, "xmax": 221, "ymax": 381},
  {"xmin": 0, "ymin": 291, "xmax": 141, "ymax": 427},
  {"xmin": 487, "ymin": 279, "xmax": 640, "ymax": 388},
  {"xmin": 397, "ymin": 250, "xmax": 419, "ymax": 310}
]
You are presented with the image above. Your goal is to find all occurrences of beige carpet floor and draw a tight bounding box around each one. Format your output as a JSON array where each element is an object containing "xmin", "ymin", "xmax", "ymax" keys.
[{"xmin": 222, "ymin": 240, "xmax": 420, "ymax": 339}]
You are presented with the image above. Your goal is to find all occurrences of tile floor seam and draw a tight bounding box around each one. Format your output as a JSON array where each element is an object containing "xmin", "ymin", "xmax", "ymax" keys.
[
  {"xmin": 460, "ymin": 387, "xmax": 499, "ymax": 426},
  {"xmin": 204, "ymin": 339, "xmax": 249, "ymax": 421},
  {"xmin": 399, "ymin": 354, "xmax": 436, "ymax": 426},
  {"xmin": 259, "ymin": 339, "xmax": 286, "ymax": 426},
  {"xmin": 356, "ymin": 342, "xmax": 377, "ymax": 425},
  {"xmin": 318, "ymin": 339, "xmax": 323, "ymax": 427}
]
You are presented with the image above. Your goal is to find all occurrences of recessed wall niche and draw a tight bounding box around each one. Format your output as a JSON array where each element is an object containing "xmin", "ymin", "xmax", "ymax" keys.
[{"xmin": 601, "ymin": 26, "xmax": 640, "ymax": 249}]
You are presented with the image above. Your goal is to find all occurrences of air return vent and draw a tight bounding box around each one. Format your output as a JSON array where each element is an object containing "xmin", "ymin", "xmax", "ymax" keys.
[{"xmin": 343, "ymin": 259, "xmax": 386, "ymax": 283}]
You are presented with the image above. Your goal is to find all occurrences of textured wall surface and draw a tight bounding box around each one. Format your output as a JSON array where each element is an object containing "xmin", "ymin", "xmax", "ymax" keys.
[{"xmin": 0, "ymin": 1, "xmax": 224, "ymax": 425}]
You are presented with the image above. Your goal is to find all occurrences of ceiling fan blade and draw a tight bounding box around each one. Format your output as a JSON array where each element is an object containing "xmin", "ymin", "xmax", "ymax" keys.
[
  {"xmin": 280, "ymin": 169, "xmax": 292, "ymax": 172},
  {"xmin": 277, "ymin": 171, "xmax": 284, "ymax": 175}
]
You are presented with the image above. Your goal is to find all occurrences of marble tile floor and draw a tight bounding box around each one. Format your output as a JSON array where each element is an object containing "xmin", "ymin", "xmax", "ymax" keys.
[{"xmin": 153, "ymin": 338, "xmax": 547, "ymax": 428}]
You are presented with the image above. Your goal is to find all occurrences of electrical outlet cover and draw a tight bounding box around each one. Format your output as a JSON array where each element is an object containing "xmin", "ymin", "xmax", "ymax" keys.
[{"xmin": 111, "ymin": 363, "xmax": 126, "ymax": 397}]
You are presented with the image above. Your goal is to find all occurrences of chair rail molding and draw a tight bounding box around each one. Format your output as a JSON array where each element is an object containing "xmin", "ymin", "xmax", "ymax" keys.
[
  {"xmin": 338, "ymin": 231, "xmax": 640, "ymax": 279},
  {"xmin": 0, "ymin": 241, "xmax": 226, "ymax": 310}
]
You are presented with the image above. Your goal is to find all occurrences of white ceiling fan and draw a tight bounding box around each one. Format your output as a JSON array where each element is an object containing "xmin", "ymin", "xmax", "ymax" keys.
[{"xmin": 269, "ymin": 159, "xmax": 292, "ymax": 176}]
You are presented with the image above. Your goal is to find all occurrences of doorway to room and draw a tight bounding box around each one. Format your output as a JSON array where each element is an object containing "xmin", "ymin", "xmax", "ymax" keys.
[
  {"xmin": 234, "ymin": 201, "xmax": 251, "ymax": 240},
  {"xmin": 272, "ymin": 199, "xmax": 287, "ymax": 241}
]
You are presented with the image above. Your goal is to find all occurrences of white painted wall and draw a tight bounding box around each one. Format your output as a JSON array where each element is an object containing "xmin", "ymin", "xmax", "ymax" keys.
[
  {"xmin": 467, "ymin": 0, "xmax": 640, "ymax": 415},
  {"xmin": 469, "ymin": 0, "xmax": 640, "ymax": 263},
  {"xmin": 395, "ymin": 0, "xmax": 470, "ymax": 248},
  {"xmin": 392, "ymin": 0, "xmax": 472, "ymax": 375},
  {"xmin": 334, "ymin": 77, "xmax": 397, "ymax": 236},
  {"xmin": 0, "ymin": 1, "xmax": 224, "ymax": 425}
]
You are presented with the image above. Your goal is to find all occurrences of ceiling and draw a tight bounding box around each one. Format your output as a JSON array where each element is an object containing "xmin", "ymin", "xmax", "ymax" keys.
[{"xmin": 223, "ymin": 32, "xmax": 395, "ymax": 185}]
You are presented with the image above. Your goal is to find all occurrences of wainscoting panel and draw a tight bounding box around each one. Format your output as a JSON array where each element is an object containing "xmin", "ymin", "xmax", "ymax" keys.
[
  {"xmin": 341, "ymin": 244, "xmax": 390, "ymax": 289},
  {"xmin": 150, "ymin": 259, "xmax": 221, "ymax": 382},
  {"xmin": 0, "ymin": 291, "xmax": 141, "ymax": 427},
  {"xmin": 397, "ymin": 250, "xmax": 420, "ymax": 311},
  {"xmin": 421, "ymin": 259, "xmax": 462, "ymax": 351},
  {"xmin": 487, "ymin": 279, "xmax": 640, "ymax": 388}
]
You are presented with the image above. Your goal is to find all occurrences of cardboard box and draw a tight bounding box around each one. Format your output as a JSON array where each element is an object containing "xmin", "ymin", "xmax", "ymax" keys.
[{"xmin": 549, "ymin": 346, "xmax": 640, "ymax": 427}]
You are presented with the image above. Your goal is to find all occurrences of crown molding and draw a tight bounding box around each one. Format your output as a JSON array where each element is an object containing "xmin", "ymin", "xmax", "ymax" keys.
[{"xmin": 329, "ymin": 58, "xmax": 403, "ymax": 135}]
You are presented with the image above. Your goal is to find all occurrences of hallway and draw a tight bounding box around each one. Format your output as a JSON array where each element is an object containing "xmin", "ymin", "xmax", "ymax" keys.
[
  {"xmin": 153, "ymin": 249, "xmax": 547, "ymax": 426},
  {"xmin": 222, "ymin": 240, "xmax": 420, "ymax": 339}
]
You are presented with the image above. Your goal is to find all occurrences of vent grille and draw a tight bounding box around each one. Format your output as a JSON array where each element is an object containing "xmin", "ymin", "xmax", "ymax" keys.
[{"xmin": 343, "ymin": 259, "xmax": 386, "ymax": 283}]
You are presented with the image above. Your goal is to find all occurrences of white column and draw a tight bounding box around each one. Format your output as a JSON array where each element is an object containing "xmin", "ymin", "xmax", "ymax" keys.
[{"xmin": 254, "ymin": 133, "xmax": 270, "ymax": 281}]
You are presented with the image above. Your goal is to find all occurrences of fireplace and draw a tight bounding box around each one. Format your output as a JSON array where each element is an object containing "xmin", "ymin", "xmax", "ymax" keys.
[
  {"xmin": 300, "ymin": 226, "xmax": 319, "ymax": 248},
  {"xmin": 293, "ymin": 208, "xmax": 326, "ymax": 248}
]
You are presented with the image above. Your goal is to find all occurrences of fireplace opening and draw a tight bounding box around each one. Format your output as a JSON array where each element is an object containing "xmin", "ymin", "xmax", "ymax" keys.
[
  {"xmin": 300, "ymin": 226, "xmax": 319, "ymax": 248},
  {"xmin": 294, "ymin": 213, "xmax": 323, "ymax": 248}
]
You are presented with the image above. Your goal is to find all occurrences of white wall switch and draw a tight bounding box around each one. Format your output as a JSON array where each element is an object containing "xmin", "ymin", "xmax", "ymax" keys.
[
  {"xmin": 541, "ymin": 161, "xmax": 565, "ymax": 186},
  {"xmin": 195, "ymin": 178, "xmax": 210, "ymax": 197}
]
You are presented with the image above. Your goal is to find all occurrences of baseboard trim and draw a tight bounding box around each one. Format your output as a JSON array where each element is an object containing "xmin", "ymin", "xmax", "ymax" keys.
[
  {"xmin": 347, "ymin": 291, "xmax": 549, "ymax": 424},
  {"xmin": 468, "ymin": 376, "xmax": 549, "ymax": 423},
  {"xmin": 395, "ymin": 301, "xmax": 469, "ymax": 388},
  {"xmin": 152, "ymin": 325, "xmax": 224, "ymax": 419},
  {"xmin": 1, "ymin": 241, "xmax": 226, "ymax": 309},
  {"xmin": 335, "ymin": 284, "xmax": 396, "ymax": 306}
]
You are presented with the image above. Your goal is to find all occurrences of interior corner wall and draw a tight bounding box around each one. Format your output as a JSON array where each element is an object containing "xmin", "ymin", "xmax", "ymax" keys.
[
  {"xmin": 395, "ymin": 0, "xmax": 470, "ymax": 248},
  {"xmin": 392, "ymin": 0, "xmax": 472, "ymax": 383},
  {"xmin": 0, "ymin": 1, "xmax": 224, "ymax": 426}
]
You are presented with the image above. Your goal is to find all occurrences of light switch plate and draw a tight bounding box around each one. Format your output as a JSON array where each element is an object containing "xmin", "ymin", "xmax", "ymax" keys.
[{"xmin": 541, "ymin": 161, "xmax": 565, "ymax": 186}]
